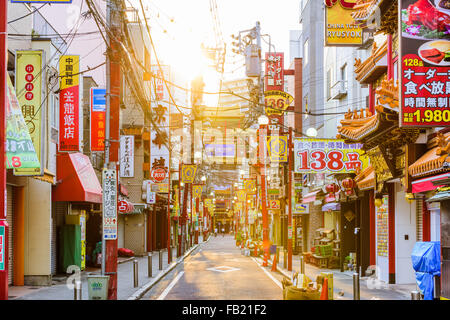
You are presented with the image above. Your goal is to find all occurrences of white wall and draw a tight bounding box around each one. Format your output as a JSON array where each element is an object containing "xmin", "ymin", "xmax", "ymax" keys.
[{"xmin": 395, "ymin": 183, "xmax": 417, "ymax": 284}]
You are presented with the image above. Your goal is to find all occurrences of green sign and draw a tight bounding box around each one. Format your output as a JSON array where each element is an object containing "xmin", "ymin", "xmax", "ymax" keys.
[{"xmin": 0, "ymin": 226, "xmax": 5, "ymax": 271}]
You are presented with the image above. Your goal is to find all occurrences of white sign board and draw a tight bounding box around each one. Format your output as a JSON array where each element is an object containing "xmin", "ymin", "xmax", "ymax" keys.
[
  {"xmin": 102, "ymin": 169, "xmax": 117, "ymax": 240},
  {"xmin": 147, "ymin": 184, "xmax": 156, "ymax": 204},
  {"xmin": 120, "ymin": 135, "xmax": 134, "ymax": 177}
]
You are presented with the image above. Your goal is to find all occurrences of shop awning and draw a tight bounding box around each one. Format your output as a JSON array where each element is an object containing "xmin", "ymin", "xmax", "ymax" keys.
[
  {"xmin": 302, "ymin": 190, "xmax": 321, "ymax": 204},
  {"xmin": 53, "ymin": 153, "xmax": 102, "ymax": 203},
  {"xmin": 412, "ymin": 173, "xmax": 450, "ymax": 194},
  {"xmin": 427, "ymin": 191, "xmax": 450, "ymax": 203},
  {"xmin": 322, "ymin": 202, "xmax": 340, "ymax": 212}
]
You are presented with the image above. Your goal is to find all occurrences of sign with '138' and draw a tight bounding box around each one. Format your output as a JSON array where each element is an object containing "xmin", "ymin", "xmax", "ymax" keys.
[{"xmin": 294, "ymin": 139, "xmax": 368, "ymax": 174}]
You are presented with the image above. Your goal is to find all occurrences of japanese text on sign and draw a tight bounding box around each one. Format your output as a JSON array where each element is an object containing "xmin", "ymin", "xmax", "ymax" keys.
[
  {"xmin": 120, "ymin": 135, "xmax": 134, "ymax": 177},
  {"xmin": 90, "ymin": 88, "xmax": 106, "ymax": 152},
  {"xmin": 294, "ymin": 139, "xmax": 367, "ymax": 173},
  {"xmin": 102, "ymin": 169, "xmax": 117, "ymax": 240},
  {"xmin": 265, "ymin": 53, "xmax": 284, "ymax": 91}
]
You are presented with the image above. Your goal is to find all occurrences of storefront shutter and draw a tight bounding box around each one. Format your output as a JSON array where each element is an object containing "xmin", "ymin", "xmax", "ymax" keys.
[
  {"xmin": 6, "ymin": 185, "xmax": 14, "ymax": 285},
  {"xmin": 416, "ymin": 200, "xmax": 423, "ymax": 242},
  {"xmin": 53, "ymin": 202, "xmax": 68, "ymax": 275},
  {"xmin": 50, "ymin": 212, "xmax": 57, "ymax": 275}
]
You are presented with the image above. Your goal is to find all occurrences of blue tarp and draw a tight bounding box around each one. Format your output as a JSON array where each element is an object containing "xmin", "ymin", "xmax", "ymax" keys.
[{"xmin": 411, "ymin": 242, "xmax": 441, "ymax": 300}]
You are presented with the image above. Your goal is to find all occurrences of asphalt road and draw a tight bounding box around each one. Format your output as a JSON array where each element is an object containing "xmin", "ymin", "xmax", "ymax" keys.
[{"xmin": 142, "ymin": 235, "xmax": 284, "ymax": 300}]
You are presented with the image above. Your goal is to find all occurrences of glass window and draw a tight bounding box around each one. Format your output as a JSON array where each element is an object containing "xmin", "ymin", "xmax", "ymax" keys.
[{"xmin": 303, "ymin": 39, "xmax": 309, "ymax": 66}]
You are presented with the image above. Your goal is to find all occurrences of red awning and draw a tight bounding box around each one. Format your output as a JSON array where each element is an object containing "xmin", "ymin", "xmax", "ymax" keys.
[
  {"xmin": 412, "ymin": 173, "xmax": 450, "ymax": 194},
  {"xmin": 302, "ymin": 190, "xmax": 321, "ymax": 204},
  {"xmin": 53, "ymin": 153, "xmax": 102, "ymax": 203}
]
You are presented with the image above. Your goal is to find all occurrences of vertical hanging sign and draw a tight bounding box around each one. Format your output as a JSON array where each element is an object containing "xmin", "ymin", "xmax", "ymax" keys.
[
  {"xmin": 0, "ymin": 226, "xmax": 4, "ymax": 271},
  {"xmin": 14, "ymin": 50, "xmax": 45, "ymax": 176},
  {"xmin": 120, "ymin": 135, "xmax": 134, "ymax": 177},
  {"xmin": 59, "ymin": 55, "xmax": 80, "ymax": 151},
  {"xmin": 90, "ymin": 88, "xmax": 106, "ymax": 152},
  {"xmin": 265, "ymin": 52, "xmax": 284, "ymax": 91},
  {"xmin": 102, "ymin": 169, "xmax": 117, "ymax": 240}
]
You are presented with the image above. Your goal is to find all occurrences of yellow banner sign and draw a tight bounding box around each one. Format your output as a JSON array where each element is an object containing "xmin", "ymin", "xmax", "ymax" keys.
[
  {"xmin": 243, "ymin": 179, "xmax": 256, "ymax": 195},
  {"xmin": 192, "ymin": 184, "xmax": 204, "ymax": 199},
  {"xmin": 14, "ymin": 50, "xmax": 44, "ymax": 176},
  {"xmin": 266, "ymin": 136, "xmax": 288, "ymax": 163},
  {"xmin": 264, "ymin": 90, "xmax": 294, "ymax": 116},
  {"xmin": 181, "ymin": 164, "xmax": 197, "ymax": 184},
  {"xmin": 236, "ymin": 190, "xmax": 246, "ymax": 202},
  {"xmin": 325, "ymin": 0, "xmax": 363, "ymax": 46}
]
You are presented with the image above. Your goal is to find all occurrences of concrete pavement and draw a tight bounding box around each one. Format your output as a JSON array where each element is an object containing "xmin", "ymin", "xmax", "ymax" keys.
[
  {"xmin": 9, "ymin": 235, "xmax": 207, "ymax": 300},
  {"xmin": 256, "ymin": 248, "xmax": 418, "ymax": 300}
]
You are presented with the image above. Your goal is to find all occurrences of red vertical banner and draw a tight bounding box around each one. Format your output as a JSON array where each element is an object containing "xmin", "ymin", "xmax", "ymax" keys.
[
  {"xmin": 59, "ymin": 55, "xmax": 80, "ymax": 152},
  {"xmin": 265, "ymin": 52, "xmax": 284, "ymax": 91},
  {"xmin": 90, "ymin": 88, "xmax": 106, "ymax": 152}
]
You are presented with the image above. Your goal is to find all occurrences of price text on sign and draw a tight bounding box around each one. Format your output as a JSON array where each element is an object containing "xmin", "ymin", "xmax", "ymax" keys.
[
  {"xmin": 269, "ymin": 200, "xmax": 280, "ymax": 209},
  {"xmin": 294, "ymin": 139, "xmax": 367, "ymax": 174}
]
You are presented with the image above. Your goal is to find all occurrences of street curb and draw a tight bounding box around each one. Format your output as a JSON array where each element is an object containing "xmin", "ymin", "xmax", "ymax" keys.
[{"xmin": 127, "ymin": 238, "xmax": 210, "ymax": 300}]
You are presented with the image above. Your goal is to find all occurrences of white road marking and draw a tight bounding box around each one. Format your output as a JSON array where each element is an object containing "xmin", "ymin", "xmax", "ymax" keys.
[
  {"xmin": 207, "ymin": 266, "xmax": 240, "ymax": 273},
  {"xmin": 251, "ymin": 257, "xmax": 283, "ymax": 289},
  {"xmin": 157, "ymin": 271, "xmax": 185, "ymax": 300}
]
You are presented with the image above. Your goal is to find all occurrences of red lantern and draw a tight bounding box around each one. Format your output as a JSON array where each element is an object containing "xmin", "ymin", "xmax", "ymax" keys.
[
  {"xmin": 325, "ymin": 183, "xmax": 339, "ymax": 194},
  {"xmin": 342, "ymin": 178, "xmax": 355, "ymax": 190}
]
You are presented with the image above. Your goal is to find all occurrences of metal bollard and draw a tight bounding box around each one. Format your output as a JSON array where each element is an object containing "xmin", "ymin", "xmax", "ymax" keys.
[
  {"xmin": 74, "ymin": 280, "xmax": 82, "ymax": 300},
  {"xmin": 433, "ymin": 276, "xmax": 441, "ymax": 300},
  {"xmin": 411, "ymin": 290, "xmax": 421, "ymax": 300},
  {"xmin": 147, "ymin": 253, "xmax": 152, "ymax": 278},
  {"xmin": 353, "ymin": 273, "xmax": 360, "ymax": 300},
  {"xmin": 276, "ymin": 247, "xmax": 280, "ymax": 264},
  {"xmin": 133, "ymin": 259, "xmax": 139, "ymax": 288},
  {"xmin": 159, "ymin": 250, "xmax": 163, "ymax": 270},
  {"xmin": 300, "ymin": 255, "xmax": 305, "ymax": 275}
]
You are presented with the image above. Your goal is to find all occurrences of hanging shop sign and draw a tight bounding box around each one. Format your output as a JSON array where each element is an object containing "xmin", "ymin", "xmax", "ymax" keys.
[
  {"xmin": 102, "ymin": 169, "xmax": 117, "ymax": 240},
  {"xmin": 150, "ymin": 183, "xmax": 169, "ymax": 194},
  {"xmin": 151, "ymin": 167, "xmax": 167, "ymax": 183},
  {"xmin": 181, "ymin": 164, "xmax": 198, "ymax": 184},
  {"xmin": 120, "ymin": 135, "xmax": 134, "ymax": 177},
  {"xmin": 59, "ymin": 55, "xmax": 80, "ymax": 152},
  {"xmin": 14, "ymin": 50, "xmax": 45, "ymax": 176},
  {"xmin": 90, "ymin": 88, "xmax": 106, "ymax": 152},
  {"xmin": 264, "ymin": 90, "xmax": 294, "ymax": 116},
  {"xmin": 0, "ymin": 226, "xmax": 4, "ymax": 271},
  {"xmin": 268, "ymin": 200, "xmax": 281, "ymax": 210},
  {"xmin": 6, "ymin": 75, "xmax": 40, "ymax": 169},
  {"xmin": 400, "ymin": 0, "xmax": 450, "ymax": 127},
  {"xmin": 243, "ymin": 179, "xmax": 257, "ymax": 195},
  {"xmin": 265, "ymin": 52, "xmax": 284, "ymax": 91},
  {"xmin": 324, "ymin": 0, "xmax": 363, "ymax": 46},
  {"xmin": 294, "ymin": 203, "xmax": 309, "ymax": 214},
  {"xmin": 376, "ymin": 195, "xmax": 389, "ymax": 257},
  {"xmin": 193, "ymin": 184, "xmax": 204, "ymax": 199},
  {"xmin": 236, "ymin": 189, "xmax": 246, "ymax": 202},
  {"xmin": 294, "ymin": 138, "xmax": 367, "ymax": 174},
  {"xmin": 118, "ymin": 200, "xmax": 134, "ymax": 214},
  {"xmin": 266, "ymin": 136, "xmax": 288, "ymax": 162}
]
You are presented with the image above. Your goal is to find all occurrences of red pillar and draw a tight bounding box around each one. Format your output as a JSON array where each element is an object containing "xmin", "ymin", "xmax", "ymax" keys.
[
  {"xmin": 369, "ymin": 190, "xmax": 376, "ymax": 266},
  {"xmin": 287, "ymin": 128, "xmax": 293, "ymax": 271},
  {"xmin": 387, "ymin": 34, "xmax": 394, "ymax": 80},
  {"xmin": 422, "ymin": 199, "xmax": 431, "ymax": 242},
  {"xmin": 294, "ymin": 58, "xmax": 303, "ymax": 137},
  {"xmin": 167, "ymin": 167, "xmax": 172, "ymax": 263},
  {"xmin": 0, "ymin": 0, "xmax": 9, "ymax": 300},
  {"xmin": 260, "ymin": 125, "xmax": 270, "ymax": 267},
  {"xmin": 388, "ymin": 184, "xmax": 396, "ymax": 284}
]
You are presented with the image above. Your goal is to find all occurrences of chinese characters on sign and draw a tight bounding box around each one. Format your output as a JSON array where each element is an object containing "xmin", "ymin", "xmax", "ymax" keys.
[
  {"xmin": 0, "ymin": 226, "xmax": 4, "ymax": 271},
  {"xmin": 102, "ymin": 169, "xmax": 117, "ymax": 240},
  {"xmin": 400, "ymin": 0, "xmax": 450, "ymax": 127},
  {"xmin": 266, "ymin": 136, "xmax": 288, "ymax": 163},
  {"xmin": 376, "ymin": 196, "xmax": 389, "ymax": 257},
  {"xmin": 120, "ymin": 135, "xmax": 135, "ymax": 177},
  {"xmin": 265, "ymin": 52, "xmax": 284, "ymax": 91},
  {"xmin": 324, "ymin": 0, "xmax": 363, "ymax": 46},
  {"xmin": 14, "ymin": 50, "xmax": 44, "ymax": 176},
  {"xmin": 90, "ymin": 88, "xmax": 106, "ymax": 152},
  {"xmin": 6, "ymin": 75, "xmax": 40, "ymax": 169},
  {"xmin": 181, "ymin": 165, "xmax": 197, "ymax": 184},
  {"xmin": 294, "ymin": 139, "xmax": 367, "ymax": 174},
  {"xmin": 59, "ymin": 55, "xmax": 80, "ymax": 151}
]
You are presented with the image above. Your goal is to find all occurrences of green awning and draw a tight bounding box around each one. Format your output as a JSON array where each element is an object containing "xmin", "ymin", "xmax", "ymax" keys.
[{"xmin": 427, "ymin": 191, "xmax": 450, "ymax": 203}]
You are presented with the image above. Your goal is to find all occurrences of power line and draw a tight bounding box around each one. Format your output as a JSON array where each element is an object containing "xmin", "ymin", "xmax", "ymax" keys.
[{"xmin": 8, "ymin": 4, "xmax": 47, "ymax": 24}]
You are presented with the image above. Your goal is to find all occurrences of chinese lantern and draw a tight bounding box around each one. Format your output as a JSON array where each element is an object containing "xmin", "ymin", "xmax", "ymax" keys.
[
  {"xmin": 342, "ymin": 178, "xmax": 355, "ymax": 196},
  {"xmin": 325, "ymin": 183, "xmax": 340, "ymax": 195},
  {"xmin": 374, "ymin": 198, "xmax": 383, "ymax": 208}
]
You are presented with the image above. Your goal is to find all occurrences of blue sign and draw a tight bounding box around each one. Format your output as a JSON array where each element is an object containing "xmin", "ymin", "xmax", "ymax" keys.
[
  {"xmin": 205, "ymin": 144, "xmax": 235, "ymax": 157},
  {"xmin": 91, "ymin": 88, "xmax": 106, "ymax": 112}
]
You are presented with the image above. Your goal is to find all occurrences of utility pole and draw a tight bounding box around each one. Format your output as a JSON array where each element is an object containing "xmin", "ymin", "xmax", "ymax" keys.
[
  {"xmin": 0, "ymin": 0, "xmax": 9, "ymax": 301},
  {"xmin": 104, "ymin": 0, "xmax": 121, "ymax": 299},
  {"xmin": 287, "ymin": 127, "xmax": 293, "ymax": 271}
]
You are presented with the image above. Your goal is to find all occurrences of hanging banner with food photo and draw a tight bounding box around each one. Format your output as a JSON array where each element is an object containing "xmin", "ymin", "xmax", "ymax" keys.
[{"xmin": 400, "ymin": 0, "xmax": 450, "ymax": 127}]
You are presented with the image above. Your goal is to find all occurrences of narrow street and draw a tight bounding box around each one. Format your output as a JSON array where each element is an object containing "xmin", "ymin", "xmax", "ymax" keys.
[{"xmin": 143, "ymin": 235, "xmax": 283, "ymax": 300}]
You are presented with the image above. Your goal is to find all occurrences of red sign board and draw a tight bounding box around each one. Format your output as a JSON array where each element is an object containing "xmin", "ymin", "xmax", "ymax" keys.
[
  {"xmin": 265, "ymin": 52, "xmax": 284, "ymax": 91},
  {"xmin": 90, "ymin": 88, "xmax": 106, "ymax": 151},
  {"xmin": 118, "ymin": 200, "xmax": 134, "ymax": 213},
  {"xmin": 59, "ymin": 55, "xmax": 80, "ymax": 151},
  {"xmin": 151, "ymin": 167, "xmax": 167, "ymax": 183}
]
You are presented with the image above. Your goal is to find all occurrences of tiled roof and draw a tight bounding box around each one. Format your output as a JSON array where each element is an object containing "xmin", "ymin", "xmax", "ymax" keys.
[
  {"xmin": 337, "ymin": 111, "xmax": 380, "ymax": 142},
  {"xmin": 355, "ymin": 165, "xmax": 375, "ymax": 190},
  {"xmin": 409, "ymin": 133, "xmax": 450, "ymax": 177},
  {"xmin": 354, "ymin": 40, "xmax": 388, "ymax": 83}
]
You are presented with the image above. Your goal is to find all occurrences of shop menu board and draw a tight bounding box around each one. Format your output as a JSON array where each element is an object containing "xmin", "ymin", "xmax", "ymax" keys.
[
  {"xmin": 376, "ymin": 195, "xmax": 389, "ymax": 257},
  {"xmin": 400, "ymin": 0, "xmax": 450, "ymax": 127}
]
